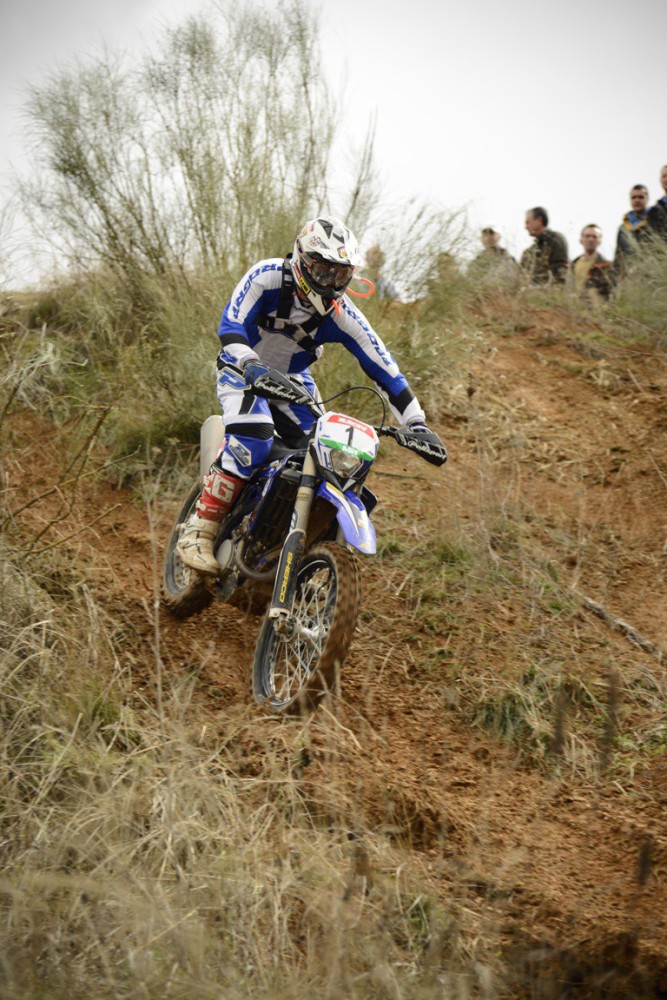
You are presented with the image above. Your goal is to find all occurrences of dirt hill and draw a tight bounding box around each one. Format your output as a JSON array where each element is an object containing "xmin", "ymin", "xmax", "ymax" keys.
[{"xmin": 5, "ymin": 302, "xmax": 667, "ymax": 997}]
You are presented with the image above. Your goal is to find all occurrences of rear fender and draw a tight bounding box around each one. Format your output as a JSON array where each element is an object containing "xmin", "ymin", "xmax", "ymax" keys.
[
  {"xmin": 316, "ymin": 482, "xmax": 376, "ymax": 554},
  {"xmin": 200, "ymin": 415, "xmax": 225, "ymax": 480}
]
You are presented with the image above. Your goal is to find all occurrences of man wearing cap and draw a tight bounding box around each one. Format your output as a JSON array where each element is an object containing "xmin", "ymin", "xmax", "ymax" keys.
[
  {"xmin": 520, "ymin": 207, "xmax": 569, "ymax": 285},
  {"xmin": 469, "ymin": 226, "xmax": 519, "ymax": 284}
]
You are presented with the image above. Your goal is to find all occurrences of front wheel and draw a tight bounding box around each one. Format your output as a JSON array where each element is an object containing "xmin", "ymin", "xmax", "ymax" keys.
[
  {"xmin": 252, "ymin": 542, "xmax": 360, "ymax": 714},
  {"xmin": 162, "ymin": 480, "xmax": 214, "ymax": 619}
]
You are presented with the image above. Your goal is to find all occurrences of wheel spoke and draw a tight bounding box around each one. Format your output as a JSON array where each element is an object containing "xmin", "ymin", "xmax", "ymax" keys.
[
  {"xmin": 253, "ymin": 544, "xmax": 359, "ymax": 713},
  {"xmin": 173, "ymin": 550, "xmax": 194, "ymax": 590},
  {"xmin": 266, "ymin": 561, "xmax": 335, "ymax": 706}
]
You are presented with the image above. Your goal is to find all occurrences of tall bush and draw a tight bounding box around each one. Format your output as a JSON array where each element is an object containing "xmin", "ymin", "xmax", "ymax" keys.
[
  {"xmin": 21, "ymin": 1, "xmax": 375, "ymax": 301},
  {"xmin": 15, "ymin": 0, "xmax": 476, "ymax": 466}
]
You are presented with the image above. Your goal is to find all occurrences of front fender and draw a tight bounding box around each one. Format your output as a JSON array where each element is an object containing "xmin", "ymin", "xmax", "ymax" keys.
[{"xmin": 317, "ymin": 482, "xmax": 376, "ymax": 554}]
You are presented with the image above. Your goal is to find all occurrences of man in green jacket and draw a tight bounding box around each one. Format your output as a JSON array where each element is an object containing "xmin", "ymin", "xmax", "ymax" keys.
[
  {"xmin": 570, "ymin": 224, "xmax": 615, "ymax": 305},
  {"xmin": 521, "ymin": 207, "xmax": 569, "ymax": 285},
  {"xmin": 613, "ymin": 184, "xmax": 653, "ymax": 277}
]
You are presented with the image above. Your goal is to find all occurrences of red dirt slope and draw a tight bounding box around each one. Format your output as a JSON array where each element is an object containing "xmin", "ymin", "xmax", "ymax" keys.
[{"xmin": 5, "ymin": 308, "xmax": 667, "ymax": 996}]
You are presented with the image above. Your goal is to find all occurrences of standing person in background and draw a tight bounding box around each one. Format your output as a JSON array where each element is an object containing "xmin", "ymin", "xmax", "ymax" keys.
[
  {"xmin": 614, "ymin": 185, "xmax": 652, "ymax": 277},
  {"xmin": 469, "ymin": 225, "xmax": 519, "ymax": 284},
  {"xmin": 520, "ymin": 207, "xmax": 569, "ymax": 285},
  {"xmin": 648, "ymin": 165, "xmax": 667, "ymax": 238},
  {"xmin": 570, "ymin": 225, "xmax": 614, "ymax": 305},
  {"xmin": 363, "ymin": 244, "xmax": 399, "ymax": 301}
]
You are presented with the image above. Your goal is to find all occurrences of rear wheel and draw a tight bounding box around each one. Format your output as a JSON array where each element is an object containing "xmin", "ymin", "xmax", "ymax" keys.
[
  {"xmin": 162, "ymin": 480, "xmax": 214, "ymax": 619},
  {"xmin": 252, "ymin": 542, "xmax": 360, "ymax": 714}
]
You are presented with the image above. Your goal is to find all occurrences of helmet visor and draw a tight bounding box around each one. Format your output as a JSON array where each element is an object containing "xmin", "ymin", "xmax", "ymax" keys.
[{"xmin": 303, "ymin": 253, "xmax": 355, "ymax": 292}]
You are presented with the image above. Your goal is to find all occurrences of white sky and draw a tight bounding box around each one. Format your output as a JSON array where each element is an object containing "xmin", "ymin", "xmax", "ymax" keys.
[{"xmin": 1, "ymin": 0, "xmax": 666, "ymax": 285}]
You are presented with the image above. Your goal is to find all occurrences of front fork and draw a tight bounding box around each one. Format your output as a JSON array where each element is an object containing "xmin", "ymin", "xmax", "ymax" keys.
[{"xmin": 268, "ymin": 451, "xmax": 317, "ymax": 625}]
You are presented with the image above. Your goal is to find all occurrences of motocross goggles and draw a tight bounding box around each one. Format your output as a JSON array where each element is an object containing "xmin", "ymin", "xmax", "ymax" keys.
[{"xmin": 301, "ymin": 253, "xmax": 355, "ymax": 292}]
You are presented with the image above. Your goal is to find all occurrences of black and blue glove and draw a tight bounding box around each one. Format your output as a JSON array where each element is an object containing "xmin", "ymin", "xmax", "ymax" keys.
[{"xmin": 395, "ymin": 422, "xmax": 448, "ymax": 466}]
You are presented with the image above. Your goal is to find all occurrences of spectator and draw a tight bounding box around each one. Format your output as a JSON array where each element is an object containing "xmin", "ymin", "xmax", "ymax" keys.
[
  {"xmin": 424, "ymin": 251, "xmax": 459, "ymax": 296},
  {"xmin": 469, "ymin": 225, "xmax": 519, "ymax": 283},
  {"xmin": 520, "ymin": 207, "xmax": 569, "ymax": 285},
  {"xmin": 614, "ymin": 184, "xmax": 652, "ymax": 276},
  {"xmin": 363, "ymin": 244, "xmax": 398, "ymax": 300},
  {"xmin": 422, "ymin": 251, "xmax": 463, "ymax": 317},
  {"xmin": 570, "ymin": 225, "xmax": 614, "ymax": 305},
  {"xmin": 648, "ymin": 164, "xmax": 667, "ymax": 238}
]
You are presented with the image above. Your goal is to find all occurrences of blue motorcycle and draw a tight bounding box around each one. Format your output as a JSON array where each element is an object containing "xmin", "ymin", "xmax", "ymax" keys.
[{"xmin": 162, "ymin": 364, "xmax": 446, "ymax": 713}]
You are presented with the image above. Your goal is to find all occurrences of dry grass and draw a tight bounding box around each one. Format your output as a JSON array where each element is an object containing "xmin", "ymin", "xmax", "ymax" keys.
[
  {"xmin": 3, "ymin": 272, "xmax": 667, "ymax": 996},
  {"xmin": 1, "ymin": 539, "xmax": 507, "ymax": 999},
  {"xmin": 363, "ymin": 294, "xmax": 667, "ymax": 788}
]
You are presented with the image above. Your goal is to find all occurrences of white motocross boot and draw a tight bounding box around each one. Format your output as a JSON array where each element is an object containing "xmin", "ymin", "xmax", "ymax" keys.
[{"xmin": 177, "ymin": 466, "xmax": 243, "ymax": 575}]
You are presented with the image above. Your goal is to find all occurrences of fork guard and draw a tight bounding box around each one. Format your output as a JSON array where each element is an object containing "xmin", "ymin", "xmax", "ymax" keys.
[{"xmin": 317, "ymin": 482, "xmax": 377, "ymax": 554}]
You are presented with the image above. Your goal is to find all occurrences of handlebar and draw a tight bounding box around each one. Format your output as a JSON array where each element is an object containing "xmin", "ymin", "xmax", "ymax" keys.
[{"xmin": 222, "ymin": 362, "xmax": 446, "ymax": 466}]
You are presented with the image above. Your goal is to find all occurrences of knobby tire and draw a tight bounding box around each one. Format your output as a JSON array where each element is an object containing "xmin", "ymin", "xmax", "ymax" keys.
[
  {"xmin": 162, "ymin": 480, "xmax": 214, "ymax": 619},
  {"xmin": 252, "ymin": 542, "xmax": 360, "ymax": 714}
]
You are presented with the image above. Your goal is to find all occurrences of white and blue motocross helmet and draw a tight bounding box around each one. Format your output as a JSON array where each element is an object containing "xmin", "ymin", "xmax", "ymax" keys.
[{"xmin": 291, "ymin": 216, "xmax": 362, "ymax": 316}]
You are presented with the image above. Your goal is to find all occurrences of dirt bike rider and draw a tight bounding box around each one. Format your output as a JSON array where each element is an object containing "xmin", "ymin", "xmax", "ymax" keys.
[{"xmin": 177, "ymin": 215, "xmax": 446, "ymax": 575}]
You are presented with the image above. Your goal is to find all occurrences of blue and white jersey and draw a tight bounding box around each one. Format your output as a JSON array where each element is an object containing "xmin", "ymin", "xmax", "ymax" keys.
[{"xmin": 217, "ymin": 257, "xmax": 425, "ymax": 425}]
